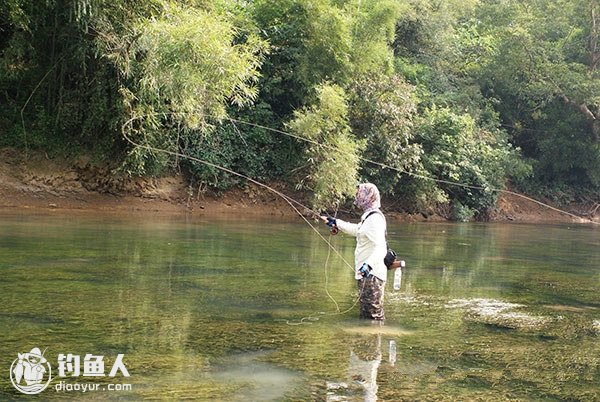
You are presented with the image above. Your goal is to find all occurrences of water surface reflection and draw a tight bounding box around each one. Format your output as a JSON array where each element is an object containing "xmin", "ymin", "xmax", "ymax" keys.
[{"xmin": 0, "ymin": 213, "xmax": 598, "ymax": 400}]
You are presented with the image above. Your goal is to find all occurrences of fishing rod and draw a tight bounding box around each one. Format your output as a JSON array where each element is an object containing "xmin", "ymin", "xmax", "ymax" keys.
[
  {"xmin": 121, "ymin": 115, "xmax": 386, "ymax": 325},
  {"xmin": 121, "ymin": 116, "xmax": 356, "ymax": 274},
  {"xmin": 121, "ymin": 111, "xmax": 599, "ymax": 319},
  {"xmin": 120, "ymin": 110, "xmax": 598, "ymax": 327},
  {"xmin": 121, "ymin": 110, "xmax": 598, "ymax": 226}
]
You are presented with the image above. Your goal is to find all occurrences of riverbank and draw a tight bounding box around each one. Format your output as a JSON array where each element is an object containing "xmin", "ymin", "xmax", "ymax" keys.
[{"xmin": 0, "ymin": 148, "xmax": 597, "ymax": 224}]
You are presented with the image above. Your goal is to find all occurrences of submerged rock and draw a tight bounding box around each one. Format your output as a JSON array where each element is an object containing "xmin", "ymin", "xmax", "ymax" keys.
[{"xmin": 593, "ymin": 320, "xmax": 600, "ymax": 334}]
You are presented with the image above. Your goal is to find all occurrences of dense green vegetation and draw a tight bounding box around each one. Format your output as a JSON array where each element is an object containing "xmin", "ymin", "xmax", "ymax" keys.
[{"xmin": 1, "ymin": 0, "xmax": 598, "ymax": 219}]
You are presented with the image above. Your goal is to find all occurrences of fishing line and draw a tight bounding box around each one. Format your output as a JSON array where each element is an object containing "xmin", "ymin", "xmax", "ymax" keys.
[
  {"xmin": 120, "ymin": 110, "xmax": 596, "ymax": 324},
  {"xmin": 324, "ymin": 203, "xmax": 341, "ymax": 313},
  {"xmin": 223, "ymin": 117, "xmax": 599, "ymax": 225},
  {"xmin": 122, "ymin": 115, "xmax": 355, "ymax": 274},
  {"xmin": 122, "ymin": 111, "xmax": 596, "ymax": 225},
  {"xmin": 280, "ymin": 204, "xmax": 366, "ymax": 326},
  {"xmin": 121, "ymin": 116, "xmax": 362, "ymax": 325}
]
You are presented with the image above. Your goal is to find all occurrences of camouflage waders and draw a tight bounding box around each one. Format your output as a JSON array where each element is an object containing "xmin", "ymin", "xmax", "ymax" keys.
[{"xmin": 358, "ymin": 276, "xmax": 385, "ymax": 320}]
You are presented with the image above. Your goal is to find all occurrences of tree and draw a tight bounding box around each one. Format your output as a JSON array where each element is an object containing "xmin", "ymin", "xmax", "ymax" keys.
[
  {"xmin": 414, "ymin": 107, "xmax": 527, "ymax": 220},
  {"xmin": 476, "ymin": 0, "xmax": 600, "ymax": 192},
  {"xmin": 250, "ymin": 0, "xmax": 311, "ymax": 118},
  {"xmin": 287, "ymin": 83, "xmax": 364, "ymax": 210},
  {"xmin": 251, "ymin": 0, "xmax": 404, "ymax": 117},
  {"xmin": 348, "ymin": 73, "xmax": 421, "ymax": 195},
  {"xmin": 98, "ymin": 2, "xmax": 266, "ymax": 175},
  {"xmin": 0, "ymin": 0, "xmax": 156, "ymax": 155}
]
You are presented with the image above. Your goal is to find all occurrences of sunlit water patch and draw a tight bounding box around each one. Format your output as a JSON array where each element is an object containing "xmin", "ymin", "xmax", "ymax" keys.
[
  {"xmin": 208, "ymin": 351, "xmax": 303, "ymax": 401},
  {"xmin": 445, "ymin": 298, "xmax": 552, "ymax": 329}
]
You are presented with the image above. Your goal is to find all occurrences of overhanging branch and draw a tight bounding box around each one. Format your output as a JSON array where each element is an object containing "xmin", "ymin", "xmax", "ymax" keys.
[{"xmin": 560, "ymin": 95, "xmax": 597, "ymax": 121}]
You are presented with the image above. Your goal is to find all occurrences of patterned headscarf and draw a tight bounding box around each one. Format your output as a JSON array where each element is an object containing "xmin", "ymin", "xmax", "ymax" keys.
[{"xmin": 354, "ymin": 183, "xmax": 381, "ymax": 211}]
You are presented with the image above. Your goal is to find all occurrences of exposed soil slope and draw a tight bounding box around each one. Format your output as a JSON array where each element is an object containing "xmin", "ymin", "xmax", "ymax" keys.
[{"xmin": 0, "ymin": 148, "xmax": 597, "ymax": 224}]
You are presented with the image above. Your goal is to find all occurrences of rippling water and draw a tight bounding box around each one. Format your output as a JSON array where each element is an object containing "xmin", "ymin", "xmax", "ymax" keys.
[{"xmin": 0, "ymin": 212, "xmax": 598, "ymax": 400}]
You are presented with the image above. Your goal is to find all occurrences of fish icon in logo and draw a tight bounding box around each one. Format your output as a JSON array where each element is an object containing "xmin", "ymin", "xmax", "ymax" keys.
[{"xmin": 10, "ymin": 347, "xmax": 52, "ymax": 395}]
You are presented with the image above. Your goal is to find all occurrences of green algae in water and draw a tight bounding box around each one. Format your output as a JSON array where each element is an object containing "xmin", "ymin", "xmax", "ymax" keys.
[{"xmin": 0, "ymin": 213, "xmax": 598, "ymax": 400}]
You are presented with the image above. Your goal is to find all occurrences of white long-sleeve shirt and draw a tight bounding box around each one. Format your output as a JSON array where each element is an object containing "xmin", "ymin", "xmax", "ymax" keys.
[{"xmin": 336, "ymin": 209, "xmax": 388, "ymax": 281}]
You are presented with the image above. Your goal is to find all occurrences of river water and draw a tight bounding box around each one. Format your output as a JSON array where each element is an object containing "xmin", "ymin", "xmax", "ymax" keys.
[{"xmin": 0, "ymin": 212, "xmax": 598, "ymax": 400}]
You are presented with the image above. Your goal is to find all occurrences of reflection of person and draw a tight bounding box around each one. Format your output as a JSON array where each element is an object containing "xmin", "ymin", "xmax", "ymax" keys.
[
  {"xmin": 321, "ymin": 183, "xmax": 399, "ymax": 320},
  {"xmin": 327, "ymin": 334, "xmax": 391, "ymax": 402},
  {"xmin": 347, "ymin": 334, "xmax": 382, "ymax": 401}
]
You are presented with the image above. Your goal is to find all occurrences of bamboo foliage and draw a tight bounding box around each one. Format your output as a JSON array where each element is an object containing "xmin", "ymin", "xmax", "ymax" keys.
[{"xmin": 97, "ymin": 2, "xmax": 267, "ymax": 174}]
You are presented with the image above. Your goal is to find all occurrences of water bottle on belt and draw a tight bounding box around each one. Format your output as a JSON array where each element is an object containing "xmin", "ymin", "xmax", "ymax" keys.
[{"xmin": 393, "ymin": 260, "xmax": 405, "ymax": 290}]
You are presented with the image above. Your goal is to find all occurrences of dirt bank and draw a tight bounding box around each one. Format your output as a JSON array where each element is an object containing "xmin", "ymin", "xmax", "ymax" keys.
[
  {"xmin": 492, "ymin": 191, "xmax": 599, "ymax": 224},
  {"xmin": 0, "ymin": 148, "xmax": 597, "ymax": 224},
  {"xmin": 0, "ymin": 148, "xmax": 315, "ymax": 218}
]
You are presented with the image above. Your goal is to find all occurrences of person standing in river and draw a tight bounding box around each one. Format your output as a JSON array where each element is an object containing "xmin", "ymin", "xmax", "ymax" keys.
[{"xmin": 321, "ymin": 183, "xmax": 389, "ymax": 321}]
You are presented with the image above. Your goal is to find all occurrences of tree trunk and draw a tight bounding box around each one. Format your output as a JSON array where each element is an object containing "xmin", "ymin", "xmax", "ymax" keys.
[
  {"xmin": 591, "ymin": 4, "xmax": 599, "ymax": 72},
  {"xmin": 560, "ymin": 95, "xmax": 599, "ymax": 142}
]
